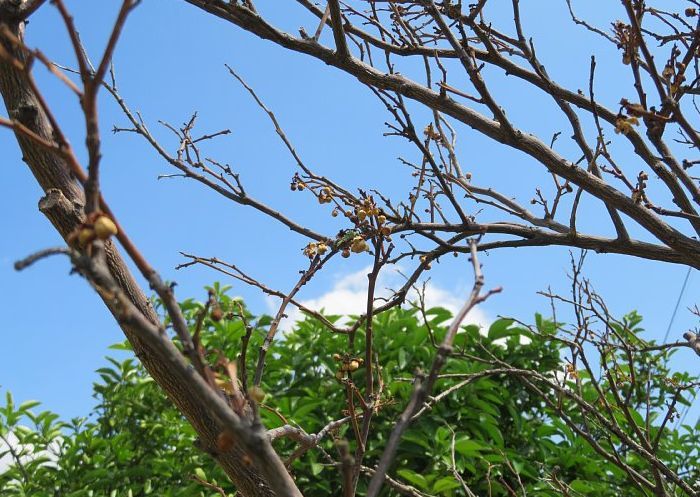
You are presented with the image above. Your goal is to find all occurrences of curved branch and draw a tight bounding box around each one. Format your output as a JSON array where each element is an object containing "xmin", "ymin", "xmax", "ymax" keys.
[{"xmin": 182, "ymin": 1, "xmax": 700, "ymax": 264}]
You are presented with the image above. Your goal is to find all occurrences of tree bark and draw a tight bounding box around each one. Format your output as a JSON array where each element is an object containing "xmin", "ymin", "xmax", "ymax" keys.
[{"xmin": 0, "ymin": 10, "xmax": 278, "ymax": 497}]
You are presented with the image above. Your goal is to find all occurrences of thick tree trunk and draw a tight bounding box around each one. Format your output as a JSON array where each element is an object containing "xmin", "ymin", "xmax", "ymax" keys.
[{"xmin": 0, "ymin": 10, "xmax": 277, "ymax": 497}]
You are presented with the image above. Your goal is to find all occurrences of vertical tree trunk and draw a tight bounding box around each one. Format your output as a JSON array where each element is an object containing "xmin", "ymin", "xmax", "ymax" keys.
[{"xmin": 0, "ymin": 10, "xmax": 279, "ymax": 497}]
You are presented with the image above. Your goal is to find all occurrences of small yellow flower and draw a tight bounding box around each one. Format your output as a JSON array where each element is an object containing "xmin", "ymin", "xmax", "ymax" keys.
[
  {"xmin": 614, "ymin": 116, "xmax": 638, "ymax": 135},
  {"xmin": 350, "ymin": 236, "xmax": 369, "ymax": 253}
]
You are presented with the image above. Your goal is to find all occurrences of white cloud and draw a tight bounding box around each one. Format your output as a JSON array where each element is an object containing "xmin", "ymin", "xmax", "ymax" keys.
[
  {"xmin": 0, "ymin": 433, "xmax": 16, "ymax": 474},
  {"xmin": 270, "ymin": 266, "xmax": 490, "ymax": 331},
  {"xmin": 0, "ymin": 431, "xmax": 59, "ymax": 475}
]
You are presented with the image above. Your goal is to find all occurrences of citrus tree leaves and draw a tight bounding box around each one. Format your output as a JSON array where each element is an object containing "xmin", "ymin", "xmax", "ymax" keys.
[{"xmin": 1, "ymin": 290, "xmax": 697, "ymax": 497}]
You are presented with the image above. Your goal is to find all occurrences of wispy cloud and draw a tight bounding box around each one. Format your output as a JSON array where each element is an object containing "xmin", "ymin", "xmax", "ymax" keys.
[
  {"xmin": 0, "ymin": 431, "xmax": 60, "ymax": 475},
  {"xmin": 269, "ymin": 266, "xmax": 490, "ymax": 331}
]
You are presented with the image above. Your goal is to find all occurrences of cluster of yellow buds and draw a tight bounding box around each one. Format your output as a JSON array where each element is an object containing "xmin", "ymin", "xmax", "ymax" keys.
[
  {"xmin": 350, "ymin": 236, "xmax": 368, "ymax": 254},
  {"xmin": 303, "ymin": 241, "xmax": 330, "ymax": 259},
  {"xmin": 318, "ymin": 186, "xmax": 333, "ymax": 204},
  {"xmin": 613, "ymin": 21, "xmax": 636, "ymax": 66},
  {"xmin": 290, "ymin": 173, "xmax": 306, "ymax": 191},
  {"xmin": 332, "ymin": 353, "xmax": 364, "ymax": 380},
  {"xmin": 355, "ymin": 197, "xmax": 381, "ymax": 222},
  {"xmin": 354, "ymin": 199, "xmax": 393, "ymax": 237},
  {"xmin": 614, "ymin": 114, "xmax": 639, "ymax": 135},
  {"xmin": 423, "ymin": 122, "xmax": 441, "ymax": 141},
  {"xmin": 662, "ymin": 60, "xmax": 685, "ymax": 95},
  {"xmin": 376, "ymin": 214, "xmax": 392, "ymax": 238},
  {"xmin": 338, "ymin": 236, "xmax": 369, "ymax": 258},
  {"xmin": 662, "ymin": 63, "xmax": 675, "ymax": 80},
  {"xmin": 214, "ymin": 372, "xmax": 235, "ymax": 394},
  {"xmin": 248, "ymin": 386, "xmax": 266, "ymax": 403},
  {"xmin": 68, "ymin": 212, "xmax": 119, "ymax": 248}
]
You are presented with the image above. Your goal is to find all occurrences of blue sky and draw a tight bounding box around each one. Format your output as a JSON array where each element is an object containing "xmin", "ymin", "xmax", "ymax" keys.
[{"xmin": 0, "ymin": 1, "xmax": 698, "ymax": 422}]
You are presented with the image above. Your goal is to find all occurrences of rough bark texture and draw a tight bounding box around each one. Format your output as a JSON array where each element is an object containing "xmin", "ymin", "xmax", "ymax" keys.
[{"xmin": 0, "ymin": 12, "xmax": 274, "ymax": 497}]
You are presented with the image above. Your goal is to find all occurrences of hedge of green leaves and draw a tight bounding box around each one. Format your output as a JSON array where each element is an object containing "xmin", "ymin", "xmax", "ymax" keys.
[{"xmin": 1, "ymin": 286, "xmax": 697, "ymax": 496}]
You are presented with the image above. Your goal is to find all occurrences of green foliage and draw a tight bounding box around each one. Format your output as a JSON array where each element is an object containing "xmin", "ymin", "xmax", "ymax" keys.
[
  {"xmin": 0, "ymin": 356, "xmax": 228, "ymax": 497},
  {"xmin": 1, "ymin": 287, "xmax": 698, "ymax": 496}
]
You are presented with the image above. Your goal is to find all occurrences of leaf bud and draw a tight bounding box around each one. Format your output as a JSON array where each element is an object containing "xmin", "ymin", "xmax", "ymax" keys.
[
  {"xmin": 248, "ymin": 386, "xmax": 265, "ymax": 403},
  {"xmin": 94, "ymin": 215, "xmax": 118, "ymax": 240}
]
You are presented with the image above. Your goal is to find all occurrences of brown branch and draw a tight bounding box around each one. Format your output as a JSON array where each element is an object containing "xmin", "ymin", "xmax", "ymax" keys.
[
  {"xmin": 253, "ymin": 252, "xmax": 333, "ymax": 386},
  {"xmin": 34, "ymin": 241, "xmax": 302, "ymax": 497},
  {"xmin": 13, "ymin": 246, "xmax": 70, "ymax": 270},
  {"xmin": 182, "ymin": 1, "xmax": 700, "ymax": 263},
  {"xmin": 426, "ymin": 1, "xmax": 515, "ymax": 138},
  {"xmin": 191, "ymin": 475, "xmax": 227, "ymax": 497},
  {"xmin": 297, "ymin": 0, "xmax": 700, "ymax": 218},
  {"xmin": 328, "ymin": 0, "xmax": 350, "ymax": 59},
  {"xmin": 105, "ymin": 78, "xmax": 328, "ymax": 242},
  {"xmin": 365, "ymin": 240, "xmax": 501, "ymax": 497},
  {"xmin": 224, "ymin": 64, "xmax": 353, "ymax": 199},
  {"xmin": 0, "ymin": 11, "xmax": 301, "ymax": 494},
  {"xmin": 0, "ymin": 0, "xmax": 48, "ymax": 20},
  {"xmin": 361, "ymin": 466, "xmax": 435, "ymax": 497},
  {"xmin": 178, "ymin": 252, "xmax": 351, "ymax": 334}
]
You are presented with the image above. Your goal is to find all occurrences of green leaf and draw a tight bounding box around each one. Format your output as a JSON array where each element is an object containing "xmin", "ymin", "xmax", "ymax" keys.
[
  {"xmin": 425, "ymin": 307, "xmax": 453, "ymax": 325},
  {"xmin": 487, "ymin": 319, "xmax": 516, "ymax": 340},
  {"xmin": 569, "ymin": 479, "xmax": 595, "ymax": 494},
  {"xmin": 18, "ymin": 400, "xmax": 41, "ymax": 412},
  {"xmin": 398, "ymin": 348, "xmax": 408, "ymax": 369},
  {"xmin": 455, "ymin": 438, "xmax": 487, "ymax": 457},
  {"xmin": 396, "ymin": 469, "xmax": 429, "ymax": 490},
  {"xmin": 433, "ymin": 477, "xmax": 462, "ymax": 494}
]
